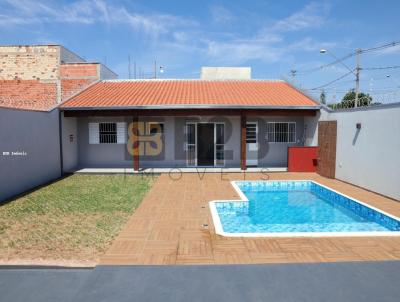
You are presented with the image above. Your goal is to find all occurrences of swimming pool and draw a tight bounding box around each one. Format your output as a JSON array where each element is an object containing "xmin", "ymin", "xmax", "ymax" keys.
[{"xmin": 209, "ymin": 181, "xmax": 400, "ymax": 237}]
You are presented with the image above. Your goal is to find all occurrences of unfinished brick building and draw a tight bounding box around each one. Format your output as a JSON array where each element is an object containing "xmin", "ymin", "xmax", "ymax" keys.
[{"xmin": 0, "ymin": 45, "xmax": 117, "ymax": 111}]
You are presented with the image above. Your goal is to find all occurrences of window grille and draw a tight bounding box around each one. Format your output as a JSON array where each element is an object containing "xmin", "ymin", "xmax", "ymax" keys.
[
  {"xmin": 99, "ymin": 123, "xmax": 117, "ymax": 144},
  {"xmin": 266, "ymin": 122, "xmax": 296, "ymax": 143},
  {"xmin": 216, "ymin": 123, "xmax": 225, "ymax": 166},
  {"xmin": 246, "ymin": 124, "xmax": 257, "ymax": 143},
  {"xmin": 186, "ymin": 123, "xmax": 196, "ymax": 166}
]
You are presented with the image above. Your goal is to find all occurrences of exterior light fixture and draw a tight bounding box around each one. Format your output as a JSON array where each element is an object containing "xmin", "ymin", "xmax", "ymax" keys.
[{"xmin": 320, "ymin": 49, "xmax": 327, "ymax": 54}]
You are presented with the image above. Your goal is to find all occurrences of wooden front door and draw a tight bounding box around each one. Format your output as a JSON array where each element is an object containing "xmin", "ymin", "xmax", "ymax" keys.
[{"xmin": 317, "ymin": 121, "xmax": 337, "ymax": 178}]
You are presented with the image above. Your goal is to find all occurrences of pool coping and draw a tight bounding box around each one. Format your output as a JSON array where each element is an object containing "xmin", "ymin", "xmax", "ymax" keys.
[{"xmin": 209, "ymin": 180, "xmax": 400, "ymax": 238}]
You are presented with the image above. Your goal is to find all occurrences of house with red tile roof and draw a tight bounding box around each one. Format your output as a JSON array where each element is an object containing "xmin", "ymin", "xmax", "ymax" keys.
[
  {"xmin": 59, "ymin": 74, "xmax": 321, "ymax": 171},
  {"xmin": 2, "ymin": 45, "xmax": 400, "ymax": 204},
  {"xmin": 0, "ymin": 46, "xmax": 321, "ymax": 171}
]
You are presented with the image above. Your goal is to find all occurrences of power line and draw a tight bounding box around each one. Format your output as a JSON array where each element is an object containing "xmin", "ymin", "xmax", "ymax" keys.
[
  {"xmin": 359, "ymin": 41, "xmax": 400, "ymax": 54},
  {"xmin": 363, "ymin": 65, "xmax": 400, "ymax": 70},
  {"xmin": 305, "ymin": 70, "xmax": 355, "ymax": 90},
  {"xmin": 292, "ymin": 41, "xmax": 400, "ymax": 76},
  {"xmin": 295, "ymin": 53, "xmax": 355, "ymax": 75}
]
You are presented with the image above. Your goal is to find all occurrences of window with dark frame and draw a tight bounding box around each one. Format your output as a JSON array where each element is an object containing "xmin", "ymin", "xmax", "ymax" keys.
[
  {"xmin": 99, "ymin": 122, "xmax": 117, "ymax": 144},
  {"xmin": 246, "ymin": 124, "xmax": 257, "ymax": 143}
]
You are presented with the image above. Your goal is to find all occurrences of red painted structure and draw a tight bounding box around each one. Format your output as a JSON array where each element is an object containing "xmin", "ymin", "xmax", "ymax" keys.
[{"xmin": 288, "ymin": 147, "xmax": 318, "ymax": 172}]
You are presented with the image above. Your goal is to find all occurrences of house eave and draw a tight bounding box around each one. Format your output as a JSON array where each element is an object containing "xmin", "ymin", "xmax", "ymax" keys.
[{"xmin": 60, "ymin": 105, "xmax": 321, "ymax": 111}]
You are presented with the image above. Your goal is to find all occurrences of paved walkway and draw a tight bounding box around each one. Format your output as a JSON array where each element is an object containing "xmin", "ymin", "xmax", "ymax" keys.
[
  {"xmin": 1, "ymin": 261, "xmax": 400, "ymax": 302},
  {"xmin": 101, "ymin": 172, "xmax": 400, "ymax": 265}
]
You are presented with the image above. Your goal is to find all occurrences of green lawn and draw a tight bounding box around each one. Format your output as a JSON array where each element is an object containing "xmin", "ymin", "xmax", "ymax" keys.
[{"xmin": 0, "ymin": 174, "xmax": 156, "ymax": 263}]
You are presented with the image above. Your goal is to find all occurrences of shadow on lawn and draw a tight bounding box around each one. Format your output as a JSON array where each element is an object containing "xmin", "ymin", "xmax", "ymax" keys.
[{"xmin": 0, "ymin": 173, "xmax": 74, "ymax": 207}]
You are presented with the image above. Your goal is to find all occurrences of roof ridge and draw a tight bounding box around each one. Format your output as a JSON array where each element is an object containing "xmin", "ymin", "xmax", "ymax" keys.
[{"xmin": 102, "ymin": 79, "xmax": 285, "ymax": 83}]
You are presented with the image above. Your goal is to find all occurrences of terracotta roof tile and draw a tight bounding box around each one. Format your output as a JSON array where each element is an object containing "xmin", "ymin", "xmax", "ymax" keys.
[{"xmin": 60, "ymin": 80, "xmax": 319, "ymax": 109}]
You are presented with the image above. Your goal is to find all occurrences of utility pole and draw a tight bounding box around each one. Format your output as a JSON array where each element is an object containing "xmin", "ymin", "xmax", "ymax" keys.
[
  {"xmin": 355, "ymin": 48, "xmax": 361, "ymax": 108},
  {"xmin": 290, "ymin": 70, "xmax": 297, "ymax": 82},
  {"xmin": 128, "ymin": 55, "xmax": 131, "ymax": 79}
]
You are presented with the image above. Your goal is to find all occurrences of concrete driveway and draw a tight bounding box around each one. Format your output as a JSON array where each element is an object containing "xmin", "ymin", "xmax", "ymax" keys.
[{"xmin": 1, "ymin": 261, "xmax": 400, "ymax": 302}]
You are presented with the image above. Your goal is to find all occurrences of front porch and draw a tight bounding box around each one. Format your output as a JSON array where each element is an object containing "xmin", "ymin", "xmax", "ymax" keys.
[{"xmin": 61, "ymin": 108, "xmax": 318, "ymax": 172}]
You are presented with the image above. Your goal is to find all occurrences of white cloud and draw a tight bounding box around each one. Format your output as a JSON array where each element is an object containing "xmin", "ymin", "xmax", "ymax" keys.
[
  {"xmin": 287, "ymin": 37, "xmax": 337, "ymax": 52},
  {"xmin": 268, "ymin": 2, "xmax": 329, "ymax": 32},
  {"xmin": 0, "ymin": 0, "xmax": 196, "ymax": 38},
  {"xmin": 207, "ymin": 40, "xmax": 282, "ymax": 64},
  {"xmin": 205, "ymin": 33, "xmax": 284, "ymax": 64},
  {"xmin": 210, "ymin": 5, "xmax": 235, "ymax": 24},
  {"xmin": 203, "ymin": 2, "xmax": 331, "ymax": 65},
  {"xmin": 0, "ymin": 0, "xmax": 98, "ymax": 25}
]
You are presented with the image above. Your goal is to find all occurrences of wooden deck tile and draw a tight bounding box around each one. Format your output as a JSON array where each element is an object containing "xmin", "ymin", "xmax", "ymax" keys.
[
  {"xmin": 105, "ymin": 239, "xmax": 146, "ymax": 255},
  {"xmin": 101, "ymin": 172, "xmax": 400, "ymax": 265}
]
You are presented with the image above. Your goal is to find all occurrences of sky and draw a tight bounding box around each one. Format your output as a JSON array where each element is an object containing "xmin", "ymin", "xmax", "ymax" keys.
[{"xmin": 1, "ymin": 0, "xmax": 400, "ymax": 103}]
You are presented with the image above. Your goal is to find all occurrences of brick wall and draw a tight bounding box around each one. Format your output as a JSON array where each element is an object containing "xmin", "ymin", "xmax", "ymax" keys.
[
  {"xmin": 0, "ymin": 80, "xmax": 57, "ymax": 111},
  {"xmin": 0, "ymin": 45, "xmax": 59, "ymax": 80},
  {"xmin": 60, "ymin": 63, "xmax": 99, "ymax": 101},
  {"xmin": 60, "ymin": 63, "xmax": 98, "ymax": 78},
  {"xmin": 0, "ymin": 45, "xmax": 60, "ymax": 110}
]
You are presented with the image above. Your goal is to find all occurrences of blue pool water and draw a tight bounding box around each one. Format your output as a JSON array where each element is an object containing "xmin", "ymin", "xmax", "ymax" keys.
[{"xmin": 215, "ymin": 181, "xmax": 400, "ymax": 233}]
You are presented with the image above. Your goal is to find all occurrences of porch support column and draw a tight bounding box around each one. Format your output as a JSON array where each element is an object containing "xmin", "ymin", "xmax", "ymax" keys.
[
  {"xmin": 240, "ymin": 113, "xmax": 247, "ymax": 170},
  {"xmin": 132, "ymin": 116, "xmax": 139, "ymax": 171}
]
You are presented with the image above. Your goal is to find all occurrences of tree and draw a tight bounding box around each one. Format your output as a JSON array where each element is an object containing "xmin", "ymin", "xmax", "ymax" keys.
[
  {"xmin": 320, "ymin": 90, "xmax": 326, "ymax": 105},
  {"xmin": 342, "ymin": 89, "xmax": 372, "ymax": 107},
  {"xmin": 329, "ymin": 89, "xmax": 373, "ymax": 109}
]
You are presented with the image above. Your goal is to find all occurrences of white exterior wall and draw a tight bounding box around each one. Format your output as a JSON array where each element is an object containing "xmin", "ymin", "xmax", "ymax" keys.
[
  {"xmin": 330, "ymin": 104, "xmax": 400, "ymax": 200},
  {"xmin": 200, "ymin": 67, "xmax": 251, "ymax": 80},
  {"xmin": 302, "ymin": 104, "xmax": 400, "ymax": 200},
  {"xmin": 62, "ymin": 114, "xmax": 78, "ymax": 172},
  {"xmin": 0, "ymin": 108, "xmax": 61, "ymax": 202}
]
